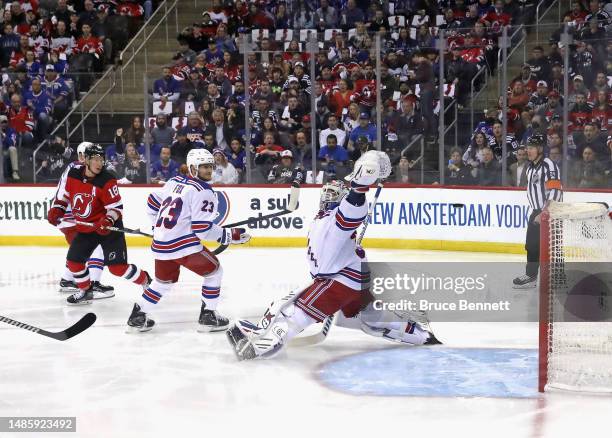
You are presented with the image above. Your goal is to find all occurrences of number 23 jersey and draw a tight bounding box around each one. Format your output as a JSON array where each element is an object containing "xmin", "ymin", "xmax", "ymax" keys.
[{"xmin": 146, "ymin": 175, "xmax": 226, "ymax": 260}]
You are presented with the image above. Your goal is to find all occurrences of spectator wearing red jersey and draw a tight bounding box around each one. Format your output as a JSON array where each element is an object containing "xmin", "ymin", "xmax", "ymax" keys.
[
  {"xmin": 353, "ymin": 64, "xmax": 377, "ymax": 111},
  {"xmin": 74, "ymin": 23, "xmax": 104, "ymax": 71},
  {"xmin": 480, "ymin": 0, "xmax": 512, "ymax": 35},
  {"xmin": 508, "ymin": 81, "xmax": 530, "ymax": 113},
  {"xmin": 459, "ymin": 34, "xmax": 486, "ymax": 66},
  {"xmin": 247, "ymin": 3, "xmax": 274, "ymax": 29},
  {"xmin": 569, "ymin": 91, "xmax": 593, "ymax": 132},
  {"xmin": 331, "ymin": 47, "xmax": 360, "ymax": 79},
  {"xmin": 7, "ymin": 93, "xmax": 34, "ymax": 148},
  {"xmin": 510, "ymin": 64, "xmax": 538, "ymax": 95},
  {"xmin": 329, "ymin": 79, "xmax": 355, "ymax": 118},
  {"xmin": 255, "ymin": 132, "xmax": 284, "ymax": 167},
  {"xmin": 591, "ymin": 90, "xmax": 611, "ymax": 131},
  {"xmin": 8, "ymin": 35, "xmax": 30, "ymax": 71},
  {"xmin": 566, "ymin": 0, "xmax": 588, "ymax": 25}
]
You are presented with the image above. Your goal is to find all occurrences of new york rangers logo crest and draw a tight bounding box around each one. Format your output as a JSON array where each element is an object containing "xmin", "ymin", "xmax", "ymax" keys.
[
  {"xmin": 72, "ymin": 193, "xmax": 94, "ymax": 218},
  {"xmin": 214, "ymin": 191, "xmax": 230, "ymax": 225}
]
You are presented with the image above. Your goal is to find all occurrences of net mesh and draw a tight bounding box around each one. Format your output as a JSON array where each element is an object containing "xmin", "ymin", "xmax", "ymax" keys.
[{"xmin": 545, "ymin": 201, "xmax": 612, "ymax": 392}]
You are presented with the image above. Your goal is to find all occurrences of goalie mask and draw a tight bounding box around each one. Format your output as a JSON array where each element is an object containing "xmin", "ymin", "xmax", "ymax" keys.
[{"xmin": 319, "ymin": 180, "xmax": 348, "ymax": 211}]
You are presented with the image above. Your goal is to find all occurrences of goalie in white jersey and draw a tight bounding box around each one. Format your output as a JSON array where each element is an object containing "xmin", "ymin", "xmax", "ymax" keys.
[
  {"xmin": 52, "ymin": 141, "xmax": 114, "ymax": 299},
  {"xmin": 126, "ymin": 149, "xmax": 250, "ymax": 332},
  {"xmin": 227, "ymin": 152, "xmax": 439, "ymax": 360}
]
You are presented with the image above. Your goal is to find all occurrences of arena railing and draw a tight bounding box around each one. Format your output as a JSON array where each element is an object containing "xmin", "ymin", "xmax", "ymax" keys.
[
  {"xmin": 535, "ymin": 0, "xmax": 562, "ymax": 42},
  {"xmin": 31, "ymin": 0, "xmax": 182, "ymax": 183},
  {"xmin": 32, "ymin": 70, "xmax": 116, "ymax": 183},
  {"xmin": 118, "ymin": 0, "xmax": 180, "ymax": 95}
]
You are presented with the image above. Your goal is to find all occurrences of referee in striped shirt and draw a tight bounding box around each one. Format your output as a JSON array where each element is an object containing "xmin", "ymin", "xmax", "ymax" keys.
[{"xmin": 513, "ymin": 135, "xmax": 563, "ymax": 288}]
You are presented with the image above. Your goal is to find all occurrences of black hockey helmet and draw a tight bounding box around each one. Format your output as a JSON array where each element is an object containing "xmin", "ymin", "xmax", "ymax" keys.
[
  {"xmin": 84, "ymin": 143, "xmax": 105, "ymax": 160},
  {"xmin": 526, "ymin": 135, "xmax": 545, "ymax": 148}
]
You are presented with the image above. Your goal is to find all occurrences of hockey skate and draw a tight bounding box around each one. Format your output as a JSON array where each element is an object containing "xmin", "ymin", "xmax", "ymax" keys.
[
  {"xmin": 91, "ymin": 281, "xmax": 115, "ymax": 299},
  {"xmin": 66, "ymin": 288, "xmax": 94, "ymax": 305},
  {"xmin": 512, "ymin": 275, "xmax": 537, "ymax": 289},
  {"xmin": 197, "ymin": 303, "xmax": 230, "ymax": 332},
  {"xmin": 126, "ymin": 303, "xmax": 155, "ymax": 333},
  {"xmin": 58, "ymin": 279, "xmax": 79, "ymax": 293}
]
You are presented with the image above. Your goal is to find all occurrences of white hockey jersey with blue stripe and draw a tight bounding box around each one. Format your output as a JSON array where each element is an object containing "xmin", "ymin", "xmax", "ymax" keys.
[
  {"xmin": 306, "ymin": 196, "xmax": 370, "ymax": 290},
  {"xmin": 53, "ymin": 161, "xmax": 81, "ymax": 229},
  {"xmin": 146, "ymin": 175, "xmax": 226, "ymax": 260}
]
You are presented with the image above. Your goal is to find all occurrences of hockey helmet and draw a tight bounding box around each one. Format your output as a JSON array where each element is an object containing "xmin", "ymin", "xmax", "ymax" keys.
[
  {"xmin": 77, "ymin": 141, "xmax": 94, "ymax": 160},
  {"xmin": 319, "ymin": 180, "xmax": 348, "ymax": 211},
  {"xmin": 84, "ymin": 143, "xmax": 105, "ymax": 160},
  {"xmin": 186, "ymin": 148, "xmax": 215, "ymax": 178}
]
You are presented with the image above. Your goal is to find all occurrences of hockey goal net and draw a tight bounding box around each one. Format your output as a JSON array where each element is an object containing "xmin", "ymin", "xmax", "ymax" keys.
[{"xmin": 539, "ymin": 201, "xmax": 612, "ymax": 392}]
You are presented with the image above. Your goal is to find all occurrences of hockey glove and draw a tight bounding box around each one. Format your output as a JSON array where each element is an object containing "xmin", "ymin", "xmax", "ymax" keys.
[
  {"xmin": 219, "ymin": 228, "xmax": 251, "ymax": 245},
  {"xmin": 94, "ymin": 216, "xmax": 114, "ymax": 236},
  {"xmin": 47, "ymin": 206, "xmax": 66, "ymax": 226},
  {"xmin": 230, "ymin": 228, "xmax": 251, "ymax": 245}
]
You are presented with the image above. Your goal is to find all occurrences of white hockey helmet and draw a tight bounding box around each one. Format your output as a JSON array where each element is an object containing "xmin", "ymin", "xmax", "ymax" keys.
[
  {"xmin": 186, "ymin": 148, "xmax": 215, "ymax": 178},
  {"xmin": 319, "ymin": 180, "xmax": 348, "ymax": 211},
  {"xmin": 77, "ymin": 141, "xmax": 94, "ymax": 162}
]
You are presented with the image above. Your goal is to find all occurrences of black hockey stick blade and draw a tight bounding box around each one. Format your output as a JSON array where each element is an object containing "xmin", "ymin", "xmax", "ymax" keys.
[
  {"xmin": 44, "ymin": 312, "xmax": 97, "ymax": 340},
  {"xmin": 0, "ymin": 313, "xmax": 97, "ymax": 341}
]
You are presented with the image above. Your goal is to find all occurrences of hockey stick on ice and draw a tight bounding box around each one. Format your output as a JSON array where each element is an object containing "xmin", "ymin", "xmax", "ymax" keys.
[
  {"xmin": 213, "ymin": 182, "xmax": 301, "ymax": 255},
  {"xmin": 291, "ymin": 181, "xmax": 386, "ymax": 347},
  {"xmin": 61, "ymin": 220, "xmax": 153, "ymax": 238},
  {"xmin": 0, "ymin": 313, "xmax": 96, "ymax": 341}
]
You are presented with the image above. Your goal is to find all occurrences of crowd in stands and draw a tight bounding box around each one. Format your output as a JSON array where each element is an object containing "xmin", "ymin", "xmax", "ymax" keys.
[
  {"xmin": 447, "ymin": 0, "xmax": 612, "ymax": 188},
  {"xmin": 19, "ymin": 0, "xmax": 612, "ymax": 189},
  {"xmin": 1, "ymin": 0, "xmax": 153, "ymax": 181}
]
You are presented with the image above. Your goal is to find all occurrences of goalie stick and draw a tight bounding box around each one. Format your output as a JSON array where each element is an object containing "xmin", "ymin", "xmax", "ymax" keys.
[{"xmin": 0, "ymin": 313, "xmax": 96, "ymax": 341}]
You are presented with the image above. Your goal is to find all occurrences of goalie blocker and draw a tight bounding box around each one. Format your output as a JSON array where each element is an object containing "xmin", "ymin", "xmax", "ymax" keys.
[{"xmin": 226, "ymin": 151, "xmax": 440, "ymax": 361}]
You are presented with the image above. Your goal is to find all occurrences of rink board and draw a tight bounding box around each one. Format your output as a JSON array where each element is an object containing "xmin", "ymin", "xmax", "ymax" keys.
[{"xmin": 0, "ymin": 184, "xmax": 610, "ymax": 253}]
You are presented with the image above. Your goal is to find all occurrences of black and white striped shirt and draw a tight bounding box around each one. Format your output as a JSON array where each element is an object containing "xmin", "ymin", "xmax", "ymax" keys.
[{"xmin": 526, "ymin": 157, "xmax": 563, "ymax": 211}]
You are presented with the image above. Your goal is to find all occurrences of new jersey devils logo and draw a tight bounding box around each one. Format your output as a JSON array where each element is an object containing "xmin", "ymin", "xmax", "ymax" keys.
[{"xmin": 72, "ymin": 193, "xmax": 94, "ymax": 218}]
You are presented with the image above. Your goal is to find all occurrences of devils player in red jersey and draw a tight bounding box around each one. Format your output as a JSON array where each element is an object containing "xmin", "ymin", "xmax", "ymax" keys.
[{"xmin": 47, "ymin": 144, "xmax": 151, "ymax": 305}]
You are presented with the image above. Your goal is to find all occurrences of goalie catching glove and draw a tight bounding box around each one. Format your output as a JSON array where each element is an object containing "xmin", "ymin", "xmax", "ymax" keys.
[
  {"xmin": 345, "ymin": 150, "xmax": 392, "ymax": 187},
  {"xmin": 219, "ymin": 228, "xmax": 251, "ymax": 246}
]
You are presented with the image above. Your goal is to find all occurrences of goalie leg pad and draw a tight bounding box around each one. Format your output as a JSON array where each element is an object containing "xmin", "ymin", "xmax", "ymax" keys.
[{"xmin": 227, "ymin": 305, "xmax": 316, "ymax": 360}]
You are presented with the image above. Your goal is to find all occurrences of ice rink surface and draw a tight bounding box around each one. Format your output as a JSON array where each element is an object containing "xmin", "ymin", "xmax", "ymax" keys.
[{"xmin": 0, "ymin": 246, "xmax": 610, "ymax": 438}]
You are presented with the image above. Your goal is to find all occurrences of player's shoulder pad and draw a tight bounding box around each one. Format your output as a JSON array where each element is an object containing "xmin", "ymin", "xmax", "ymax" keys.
[
  {"xmin": 93, "ymin": 167, "xmax": 119, "ymax": 188},
  {"xmin": 171, "ymin": 175, "xmax": 213, "ymax": 193},
  {"xmin": 67, "ymin": 165, "xmax": 84, "ymax": 180}
]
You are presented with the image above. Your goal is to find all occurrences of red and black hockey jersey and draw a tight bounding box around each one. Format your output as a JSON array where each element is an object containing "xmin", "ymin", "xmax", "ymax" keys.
[{"xmin": 53, "ymin": 166, "xmax": 123, "ymax": 233}]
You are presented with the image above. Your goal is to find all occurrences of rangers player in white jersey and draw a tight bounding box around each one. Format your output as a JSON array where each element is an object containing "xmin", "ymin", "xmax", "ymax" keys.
[
  {"xmin": 227, "ymin": 152, "xmax": 439, "ymax": 360},
  {"xmin": 53, "ymin": 141, "xmax": 114, "ymax": 299},
  {"xmin": 127, "ymin": 149, "xmax": 251, "ymax": 332}
]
